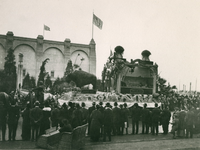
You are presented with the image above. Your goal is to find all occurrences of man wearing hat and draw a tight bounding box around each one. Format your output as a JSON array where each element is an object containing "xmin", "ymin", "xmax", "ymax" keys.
[
  {"xmin": 112, "ymin": 102, "xmax": 121, "ymax": 135},
  {"xmin": 103, "ymin": 102, "xmax": 113, "ymax": 141},
  {"xmin": 30, "ymin": 101, "xmax": 43, "ymax": 141},
  {"xmin": 152, "ymin": 103, "xmax": 161, "ymax": 135},
  {"xmin": 80, "ymin": 102, "xmax": 88, "ymax": 125},
  {"xmin": 88, "ymin": 102, "xmax": 96, "ymax": 135},
  {"xmin": 131, "ymin": 103, "xmax": 141, "ymax": 134},
  {"xmin": 7, "ymin": 99, "xmax": 20, "ymax": 141},
  {"xmin": 141, "ymin": 103, "xmax": 150, "ymax": 134}
]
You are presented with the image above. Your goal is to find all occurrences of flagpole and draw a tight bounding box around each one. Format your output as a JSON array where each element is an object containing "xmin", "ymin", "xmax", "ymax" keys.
[{"xmin": 92, "ymin": 11, "xmax": 94, "ymax": 39}]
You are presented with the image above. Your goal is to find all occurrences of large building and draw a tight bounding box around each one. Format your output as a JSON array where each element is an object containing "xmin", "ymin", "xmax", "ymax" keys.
[{"xmin": 0, "ymin": 31, "xmax": 96, "ymax": 87}]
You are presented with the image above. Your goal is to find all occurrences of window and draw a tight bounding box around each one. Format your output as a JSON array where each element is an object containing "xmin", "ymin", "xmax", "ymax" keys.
[
  {"xmin": 51, "ymin": 71, "xmax": 54, "ymax": 78},
  {"xmin": 23, "ymin": 69, "xmax": 26, "ymax": 77}
]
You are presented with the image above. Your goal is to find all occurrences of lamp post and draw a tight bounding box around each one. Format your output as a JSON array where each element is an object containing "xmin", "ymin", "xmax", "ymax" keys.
[{"xmin": 18, "ymin": 53, "xmax": 23, "ymax": 90}]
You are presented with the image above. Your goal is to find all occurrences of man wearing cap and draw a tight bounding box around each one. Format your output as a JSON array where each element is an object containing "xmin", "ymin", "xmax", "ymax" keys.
[
  {"xmin": 103, "ymin": 102, "xmax": 113, "ymax": 141},
  {"xmin": 30, "ymin": 101, "xmax": 43, "ymax": 141}
]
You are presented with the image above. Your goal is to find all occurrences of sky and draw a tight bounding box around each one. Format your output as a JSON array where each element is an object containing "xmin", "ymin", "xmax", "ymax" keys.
[{"xmin": 0, "ymin": 0, "xmax": 200, "ymax": 92}]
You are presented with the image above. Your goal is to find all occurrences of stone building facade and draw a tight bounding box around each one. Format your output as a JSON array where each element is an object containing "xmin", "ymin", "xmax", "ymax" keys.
[{"xmin": 0, "ymin": 31, "xmax": 96, "ymax": 87}]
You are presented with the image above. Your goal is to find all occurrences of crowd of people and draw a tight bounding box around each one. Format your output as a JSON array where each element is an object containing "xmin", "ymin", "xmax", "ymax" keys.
[{"xmin": 1, "ymin": 91, "xmax": 200, "ymax": 143}]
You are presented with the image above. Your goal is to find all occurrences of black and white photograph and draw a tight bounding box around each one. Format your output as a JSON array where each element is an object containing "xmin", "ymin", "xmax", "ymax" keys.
[{"xmin": 0, "ymin": 0, "xmax": 200, "ymax": 149}]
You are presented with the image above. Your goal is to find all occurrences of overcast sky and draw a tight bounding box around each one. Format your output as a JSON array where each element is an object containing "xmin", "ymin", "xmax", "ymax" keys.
[{"xmin": 0, "ymin": 0, "xmax": 200, "ymax": 92}]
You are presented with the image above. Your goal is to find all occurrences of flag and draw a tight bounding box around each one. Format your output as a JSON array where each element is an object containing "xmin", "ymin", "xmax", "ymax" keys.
[
  {"xmin": 93, "ymin": 14, "xmax": 103, "ymax": 29},
  {"xmin": 44, "ymin": 25, "xmax": 50, "ymax": 31}
]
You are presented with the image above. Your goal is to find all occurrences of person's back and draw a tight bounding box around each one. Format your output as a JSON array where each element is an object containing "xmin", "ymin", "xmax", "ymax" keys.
[
  {"xmin": 131, "ymin": 106, "xmax": 141, "ymax": 121},
  {"xmin": 141, "ymin": 107, "xmax": 150, "ymax": 122},
  {"xmin": 151, "ymin": 103, "xmax": 160, "ymax": 135},
  {"xmin": 103, "ymin": 107, "xmax": 113, "ymax": 126},
  {"xmin": 51, "ymin": 107, "xmax": 60, "ymax": 122},
  {"xmin": 152, "ymin": 107, "xmax": 161, "ymax": 122},
  {"xmin": 112, "ymin": 106, "xmax": 121, "ymax": 123},
  {"xmin": 30, "ymin": 106, "xmax": 43, "ymax": 124},
  {"xmin": 185, "ymin": 110, "xmax": 195, "ymax": 125}
]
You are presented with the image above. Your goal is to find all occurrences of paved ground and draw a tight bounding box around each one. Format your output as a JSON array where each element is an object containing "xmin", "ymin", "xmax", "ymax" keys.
[{"xmin": 1, "ymin": 133, "xmax": 200, "ymax": 150}]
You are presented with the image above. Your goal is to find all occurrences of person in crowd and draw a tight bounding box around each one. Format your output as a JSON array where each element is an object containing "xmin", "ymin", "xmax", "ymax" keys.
[
  {"xmin": 80, "ymin": 102, "xmax": 88, "ymax": 125},
  {"xmin": 21, "ymin": 102, "xmax": 31, "ymax": 140},
  {"xmin": 40, "ymin": 101, "xmax": 51, "ymax": 135},
  {"xmin": 171, "ymin": 114, "xmax": 179, "ymax": 139},
  {"xmin": 59, "ymin": 119, "xmax": 72, "ymax": 133},
  {"xmin": 119, "ymin": 104, "xmax": 126, "ymax": 135},
  {"xmin": 90, "ymin": 104, "xmax": 102, "ymax": 142},
  {"xmin": 68, "ymin": 102, "xmax": 75, "ymax": 124},
  {"xmin": 151, "ymin": 103, "xmax": 161, "ymax": 135},
  {"xmin": 196, "ymin": 108, "xmax": 200, "ymax": 133},
  {"xmin": 178, "ymin": 109, "xmax": 186, "ymax": 137},
  {"xmin": 7, "ymin": 98, "xmax": 20, "ymax": 141},
  {"xmin": 131, "ymin": 103, "xmax": 140, "ymax": 134},
  {"xmin": 123, "ymin": 103, "xmax": 130, "ymax": 135},
  {"xmin": 160, "ymin": 106, "xmax": 171, "ymax": 135},
  {"xmin": 88, "ymin": 102, "xmax": 96, "ymax": 135},
  {"xmin": 59, "ymin": 103, "xmax": 69, "ymax": 127},
  {"xmin": 185, "ymin": 107, "xmax": 195, "ymax": 138},
  {"xmin": 0, "ymin": 92, "xmax": 9, "ymax": 141},
  {"xmin": 51, "ymin": 104, "xmax": 60, "ymax": 130},
  {"xmin": 99, "ymin": 101, "xmax": 104, "ymax": 137},
  {"xmin": 72, "ymin": 103, "xmax": 83, "ymax": 128},
  {"xmin": 173, "ymin": 107, "xmax": 179, "ymax": 119},
  {"xmin": 30, "ymin": 101, "xmax": 43, "ymax": 141},
  {"xmin": 112, "ymin": 102, "xmax": 121, "ymax": 135},
  {"xmin": 103, "ymin": 102, "xmax": 113, "ymax": 142},
  {"xmin": 141, "ymin": 103, "xmax": 150, "ymax": 134}
]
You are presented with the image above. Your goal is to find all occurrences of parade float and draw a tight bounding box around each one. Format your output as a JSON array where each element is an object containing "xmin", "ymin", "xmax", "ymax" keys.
[
  {"xmin": 17, "ymin": 46, "xmax": 161, "ymax": 109},
  {"xmin": 56, "ymin": 46, "xmax": 161, "ymax": 108}
]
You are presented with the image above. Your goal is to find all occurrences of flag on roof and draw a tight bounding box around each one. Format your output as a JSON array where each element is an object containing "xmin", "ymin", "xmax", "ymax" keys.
[
  {"xmin": 93, "ymin": 14, "xmax": 103, "ymax": 29},
  {"xmin": 44, "ymin": 25, "xmax": 50, "ymax": 31}
]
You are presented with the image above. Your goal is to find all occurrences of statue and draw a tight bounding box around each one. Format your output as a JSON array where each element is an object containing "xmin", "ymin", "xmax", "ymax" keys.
[{"xmin": 64, "ymin": 70, "xmax": 97, "ymax": 91}]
